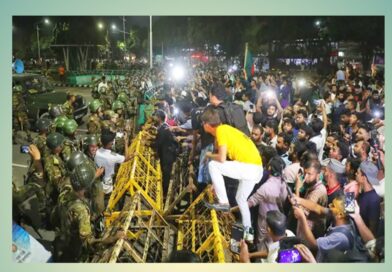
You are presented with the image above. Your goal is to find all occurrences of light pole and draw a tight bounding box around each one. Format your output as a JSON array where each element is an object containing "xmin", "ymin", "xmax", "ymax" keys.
[
  {"xmin": 149, "ymin": 15, "xmax": 152, "ymax": 69},
  {"xmin": 36, "ymin": 18, "xmax": 50, "ymax": 61}
]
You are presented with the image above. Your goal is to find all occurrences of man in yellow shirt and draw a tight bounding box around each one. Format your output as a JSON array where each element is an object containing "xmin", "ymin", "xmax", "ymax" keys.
[{"xmin": 201, "ymin": 108, "xmax": 263, "ymax": 239}]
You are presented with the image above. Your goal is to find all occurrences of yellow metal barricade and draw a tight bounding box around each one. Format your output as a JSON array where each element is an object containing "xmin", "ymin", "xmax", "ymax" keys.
[
  {"xmin": 107, "ymin": 131, "xmax": 163, "ymax": 215},
  {"xmin": 93, "ymin": 192, "xmax": 172, "ymax": 263},
  {"xmin": 176, "ymin": 185, "xmax": 235, "ymax": 263}
]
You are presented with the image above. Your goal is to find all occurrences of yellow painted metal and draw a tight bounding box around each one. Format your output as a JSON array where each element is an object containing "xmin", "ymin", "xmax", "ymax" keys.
[
  {"xmin": 176, "ymin": 185, "xmax": 235, "ymax": 263},
  {"xmin": 106, "ymin": 130, "xmax": 163, "ymax": 214}
]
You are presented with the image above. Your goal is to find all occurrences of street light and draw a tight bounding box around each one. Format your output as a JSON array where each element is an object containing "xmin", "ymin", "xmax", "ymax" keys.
[
  {"xmin": 111, "ymin": 24, "xmax": 117, "ymax": 30},
  {"xmin": 315, "ymin": 20, "xmax": 321, "ymax": 27},
  {"xmin": 98, "ymin": 22, "xmax": 104, "ymax": 30},
  {"xmin": 36, "ymin": 18, "xmax": 50, "ymax": 61}
]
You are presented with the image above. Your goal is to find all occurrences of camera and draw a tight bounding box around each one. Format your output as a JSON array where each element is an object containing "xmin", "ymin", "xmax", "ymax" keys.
[{"xmin": 20, "ymin": 145, "xmax": 29, "ymax": 154}]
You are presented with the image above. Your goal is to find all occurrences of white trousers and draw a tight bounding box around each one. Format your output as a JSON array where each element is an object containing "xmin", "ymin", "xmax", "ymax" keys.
[{"xmin": 208, "ymin": 160, "xmax": 263, "ymax": 228}]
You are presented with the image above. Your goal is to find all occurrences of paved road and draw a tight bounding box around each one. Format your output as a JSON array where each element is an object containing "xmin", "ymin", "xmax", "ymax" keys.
[{"xmin": 12, "ymin": 86, "xmax": 92, "ymax": 187}]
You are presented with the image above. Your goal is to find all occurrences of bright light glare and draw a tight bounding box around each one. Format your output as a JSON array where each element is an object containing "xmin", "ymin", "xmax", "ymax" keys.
[
  {"xmin": 298, "ymin": 79, "xmax": 306, "ymax": 87},
  {"xmin": 338, "ymin": 51, "xmax": 344, "ymax": 57},
  {"xmin": 232, "ymin": 64, "xmax": 238, "ymax": 71},
  {"xmin": 172, "ymin": 66, "xmax": 185, "ymax": 81},
  {"xmin": 373, "ymin": 110, "xmax": 381, "ymax": 118},
  {"xmin": 98, "ymin": 23, "xmax": 104, "ymax": 29},
  {"xmin": 111, "ymin": 24, "xmax": 117, "ymax": 30},
  {"xmin": 44, "ymin": 18, "xmax": 50, "ymax": 24},
  {"xmin": 173, "ymin": 108, "xmax": 179, "ymax": 115},
  {"xmin": 315, "ymin": 20, "xmax": 321, "ymax": 26},
  {"xmin": 265, "ymin": 89, "xmax": 274, "ymax": 98},
  {"xmin": 181, "ymin": 90, "xmax": 187, "ymax": 96}
]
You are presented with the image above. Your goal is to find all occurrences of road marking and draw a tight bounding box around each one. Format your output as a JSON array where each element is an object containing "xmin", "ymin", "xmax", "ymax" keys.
[{"xmin": 12, "ymin": 163, "xmax": 29, "ymax": 168}]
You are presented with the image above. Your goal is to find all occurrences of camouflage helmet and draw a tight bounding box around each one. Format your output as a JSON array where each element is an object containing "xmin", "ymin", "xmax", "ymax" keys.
[
  {"xmin": 49, "ymin": 105, "xmax": 64, "ymax": 119},
  {"xmin": 112, "ymin": 100, "xmax": 125, "ymax": 111},
  {"xmin": 66, "ymin": 151, "xmax": 89, "ymax": 171},
  {"xmin": 35, "ymin": 118, "xmax": 52, "ymax": 132},
  {"xmin": 46, "ymin": 132, "xmax": 65, "ymax": 149},
  {"xmin": 69, "ymin": 162, "xmax": 95, "ymax": 191},
  {"xmin": 84, "ymin": 134, "xmax": 99, "ymax": 146},
  {"xmin": 54, "ymin": 116, "xmax": 68, "ymax": 133},
  {"xmin": 89, "ymin": 99, "xmax": 103, "ymax": 113},
  {"xmin": 117, "ymin": 92, "xmax": 128, "ymax": 103},
  {"xmin": 104, "ymin": 110, "xmax": 116, "ymax": 118},
  {"xmin": 63, "ymin": 119, "xmax": 78, "ymax": 135}
]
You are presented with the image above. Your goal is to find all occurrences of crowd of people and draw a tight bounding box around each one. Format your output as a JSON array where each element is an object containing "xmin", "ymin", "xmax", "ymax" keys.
[{"xmin": 12, "ymin": 60, "xmax": 385, "ymax": 263}]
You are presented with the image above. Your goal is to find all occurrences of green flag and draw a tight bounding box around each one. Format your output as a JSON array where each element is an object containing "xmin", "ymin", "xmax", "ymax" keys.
[{"xmin": 244, "ymin": 43, "xmax": 254, "ymax": 80}]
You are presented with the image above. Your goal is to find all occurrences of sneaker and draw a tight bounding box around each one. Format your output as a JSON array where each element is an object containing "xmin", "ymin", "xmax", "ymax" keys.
[
  {"xmin": 244, "ymin": 227, "xmax": 254, "ymax": 243},
  {"xmin": 203, "ymin": 200, "xmax": 230, "ymax": 212}
]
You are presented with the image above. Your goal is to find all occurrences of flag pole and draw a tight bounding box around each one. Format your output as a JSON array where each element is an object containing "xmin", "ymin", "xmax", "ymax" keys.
[{"xmin": 244, "ymin": 42, "xmax": 248, "ymax": 79}]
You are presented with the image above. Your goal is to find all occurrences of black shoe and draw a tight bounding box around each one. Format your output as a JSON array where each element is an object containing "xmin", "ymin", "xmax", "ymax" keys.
[{"xmin": 203, "ymin": 199, "xmax": 230, "ymax": 212}]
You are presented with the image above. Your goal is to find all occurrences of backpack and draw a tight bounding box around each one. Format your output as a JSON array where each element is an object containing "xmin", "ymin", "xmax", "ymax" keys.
[
  {"xmin": 328, "ymin": 222, "xmax": 371, "ymax": 262},
  {"xmin": 218, "ymin": 102, "xmax": 250, "ymax": 136}
]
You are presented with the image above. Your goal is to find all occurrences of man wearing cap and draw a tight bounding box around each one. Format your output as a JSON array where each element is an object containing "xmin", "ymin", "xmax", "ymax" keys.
[
  {"xmin": 322, "ymin": 158, "xmax": 346, "ymax": 204},
  {"xmin": 356, "ymin": 161, "xmax": 381, "ymax": 235}
]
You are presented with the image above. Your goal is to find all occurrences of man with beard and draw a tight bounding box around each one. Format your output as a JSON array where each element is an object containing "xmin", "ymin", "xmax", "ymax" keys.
[
  {"xmin": 297, "ymin": 123, "xmax": 313, "ymax": 143},
  {"xmin": 295, "ymin": 160, "xmax": 327, "ymax": 240},
  {"xmin": 283, "ymin": 141, "xmax": 307, "ymax": 190},
  {"xmin": 321, "ymin": 158, "xmax": 346, "ymax": 203},
  {"xmin": 353, "ymin": 140, "xmax": 371, "ymax": 163},
  {"xmin": 276, "ymin": 132, "xmax": 292, "ymax": 166},
  {"xmin": 263, "ymin": 119, "xmax": 278, "ymax": 148},
  {"xmin": 251, "ymin": 125, "xmax": 264, "ymax": 150},
  {"xmin": 355, "ymin": 125, "xmax": 370, "ymax": 143}
]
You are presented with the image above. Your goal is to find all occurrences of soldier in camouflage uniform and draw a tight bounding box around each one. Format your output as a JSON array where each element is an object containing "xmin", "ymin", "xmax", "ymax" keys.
[
  {"xmin": 54, "ymin": 115, "xmax": 68, "ymax": 134},
  {"xmin": 100, "ymin": 110, "xmax": 117, "ymax": 132},
  {"xmin": 67, "ymin": 148, "xmax": 105, "ymax": 221},
  {"xmin": 99, "ymin": 86, "xmax": 113, "ymax": 111},
  {"xmin": 87, "ymin": 99, "xmax": 103, "ymax": 135},
  {"xmin": 117, "ymin": 92, "xmax": 131, "ymax": 119},
  {"xmin": 44, "ymin": 132, "xmax": 69, "ymax": 206},
  {"xmin": 12, "ymin": 84, "xmax": 31, "ymax": 143},
  {"xmin": 54, "ymin": 162, "xmax": 123, "ymax": 262},
  {"xmin": 32, "ymin": 118, "xmax": 52, "ymax": 159},
  {"xmin": 61, "ymin": 119, "xmax": 79, "ymax": 162},
  {"xmin": 13, "ymin": 144, "xmax": 47, "ymax": 229},
  {"xmin": 49, "ymin": 104, "xmax": 64, "ymax": 120},
  {"xmin": 84, "ymin": 135, "xmax": 105, "ymax": 219},
  {"xmin": 62, "ymin": 92, "xmax": 76, "ymax": 119}
]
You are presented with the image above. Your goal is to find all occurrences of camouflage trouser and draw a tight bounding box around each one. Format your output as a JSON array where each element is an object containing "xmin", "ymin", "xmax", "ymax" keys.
[
  {"xmin": 12, "ymin": 112, "xmax": 30, "ymax": 131},
  {"xmin": 13, "ymin": 182, "xmax": 47, "ymax": 228}
]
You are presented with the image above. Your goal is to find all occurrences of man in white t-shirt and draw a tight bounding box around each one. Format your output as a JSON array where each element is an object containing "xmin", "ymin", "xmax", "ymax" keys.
[
  {"xmin": 97, "ymin": 76, "xmax": 108, "ymax": 93},
  {"xmin": 94, "ymin": 130, "xmax": 131, "ymax": 194},
  {"xmin": 309, "ymin": 102, "xmax": 328, "ymax": 161}
]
